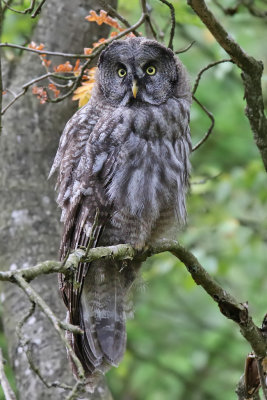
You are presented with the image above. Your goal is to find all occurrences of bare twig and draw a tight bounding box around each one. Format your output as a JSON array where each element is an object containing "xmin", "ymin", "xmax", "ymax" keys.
[
  {"xmin": 0, "ymin": 43, "xmax": 94, "ymax": 59},
  {"xmin": 98, "ymin": 0, "xmax": 140, "ymax": 36},
  {"xmin": 2, "ymin": 72, "xmax": 53, "ymax": 114},
  {"xmin": 187, "ymin": 0, "xmax": 267, "ymax": 171},
  {"xmin": 31, "ymin": 0, "xmax": 47, "ymax": 18},
  {"xmin": 1, "ymin": 0, "xmax": 36, "ymax": 14},
  {"xmin": 213, "ymin": 0, "xmax": 267, "ymax": 18},
  {"xmin": 192, "ymin": 95, "xmax": 215, "ymax": 151},
  {"xmin": 1, "ymin": 71, "xmax": 74, "ymax": 115},
  {"xmin": 1, "ymin": 0, "xmax": 47, "ymax": 17},
  {"xmin": 192, "ymin": 59, "xmax": 234, "ymax": 95},
  {"xmin": 1, "ymin": 240, "xmax": 266, "ymax": 359},
  {"xmin": 15, "ymin": 302, "xmax": 72, "ymax": 390},
  {"xmin": 1, "ymin": 9, "xmax": 148, "ymax": 111},
  {"xmin": 2, "ymin": 0, "xmax": 13, "ymax": 15},
  {"xmin": 191, "ymin": 59, "xmax": 235, "ymax": 151},
  {"xmin": 175, "ymin": 41, "xmax": 195, "ymax": 54},
  {"xmin": 13, "ymin": 273, "xmax": 85, "ymax": 380},
  {"xmin": 158, "ymin": 0, "xmax": 176, "ymax": 50},
  {"xmin": 140, "ymin": 0, "xmax": 157, "ymax": 40},
  {"xmin": 0, "ymin": 348, "xmax": 16, "ymax": 400}
]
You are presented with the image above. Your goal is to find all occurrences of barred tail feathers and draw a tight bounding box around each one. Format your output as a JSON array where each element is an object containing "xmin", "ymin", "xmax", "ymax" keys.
[{"xmin": 69, "ymin": 259, "xmax": 138, "ymax": 385}]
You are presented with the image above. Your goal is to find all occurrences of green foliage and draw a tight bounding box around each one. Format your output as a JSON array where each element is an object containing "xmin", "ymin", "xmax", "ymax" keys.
[
  {"xmin": 107, "ymin": 160, "xmax": 267, "ymax": 400},
  {"xmin": 2, "ymin": 0, "xmax": 37, "ymax": 56},
  {"xmin": 1, "ymin": 1, "xmax": 266, "ymax": 399}
]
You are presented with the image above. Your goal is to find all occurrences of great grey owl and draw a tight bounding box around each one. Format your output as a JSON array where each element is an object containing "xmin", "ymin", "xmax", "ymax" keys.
[{"xmin": 50, "ymin": 37, "xmax": 191, "ymax": 386}]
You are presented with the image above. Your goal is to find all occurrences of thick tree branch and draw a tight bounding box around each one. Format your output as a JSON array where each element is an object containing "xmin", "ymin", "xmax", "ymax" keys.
[
  {"xmin": 1, "ymin": 240, "xmax": 266, "ymax": 359},
  {"xmin": 187, "ymin": 0, "xmax": 267, "ymax": 171}
]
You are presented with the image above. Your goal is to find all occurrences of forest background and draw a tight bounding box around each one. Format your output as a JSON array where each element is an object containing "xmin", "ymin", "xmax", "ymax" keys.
[{"xmin": 0, "ymin": 0, "xmax": 266, "ymax": 399}]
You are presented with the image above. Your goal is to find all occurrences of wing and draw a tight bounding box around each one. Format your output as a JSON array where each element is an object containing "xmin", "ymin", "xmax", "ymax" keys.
[{"xmin": 50, "ymin": 99, "xmax": 108, "ymax": 316}]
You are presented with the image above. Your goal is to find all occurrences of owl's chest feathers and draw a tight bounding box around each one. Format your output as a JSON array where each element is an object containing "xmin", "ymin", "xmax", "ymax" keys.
[{"xmin": 91, "ymin": 98, "xmax": 190, "ymax": 222}]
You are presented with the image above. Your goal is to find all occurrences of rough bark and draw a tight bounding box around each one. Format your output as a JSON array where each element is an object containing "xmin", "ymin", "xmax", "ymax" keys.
[{"xmin": 0, "ymin": 1, "xmax": 116, "ymax": 399}]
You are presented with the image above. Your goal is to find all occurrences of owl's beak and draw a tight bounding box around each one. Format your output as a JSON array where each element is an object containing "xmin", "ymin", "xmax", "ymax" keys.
[{"xmin": 132, "ymin": 80, "xmax": 138, "ymax": 98}]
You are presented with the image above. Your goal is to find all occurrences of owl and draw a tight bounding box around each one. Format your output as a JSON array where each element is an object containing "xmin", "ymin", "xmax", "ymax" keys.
[{"xmin": 50, "ymin": 37, "xmax": 191, "ymax": 387}]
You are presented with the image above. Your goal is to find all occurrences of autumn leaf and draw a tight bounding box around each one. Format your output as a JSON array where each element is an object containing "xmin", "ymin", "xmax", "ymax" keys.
[
  {"xmin": 28, "ymin": 41, "xmax": 45, "ymax": 51},
  {"xmin": 48, "ymin": 83, "xmax": 60, "ymax": 98},
  {"xmin": 74, "ymin": 59, "xmax": 81, "ymax": 71},
  {"xmin": 32, "ymin": 86, "xmax": 48, "ymax": 104},
  {"xmin": 54, "ymin": 61, "xmax": 73, "ymax": 73},
  {"xmin": 72, "ymin": 67, "xmax": 96, "ymax": 107},
  {"xmin": 92, "ymin": 38, "xmax": 107, "ymax": 48},
  {"xmin": 84, "ymin": 48, "xmax": 93, "ymax": 55},
  {"xmin": 42, "ymin": 58, "xmax": 51, "ymax": 68},
  {"xmin": 85, "ymin": 9, "xmax": 123, "ymax": 31}
]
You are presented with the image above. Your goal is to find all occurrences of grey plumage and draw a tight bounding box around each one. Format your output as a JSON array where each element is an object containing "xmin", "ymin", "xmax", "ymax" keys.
[{"xmin": 50, "ymin": 37, "xmax": 191, "ymax": 387}]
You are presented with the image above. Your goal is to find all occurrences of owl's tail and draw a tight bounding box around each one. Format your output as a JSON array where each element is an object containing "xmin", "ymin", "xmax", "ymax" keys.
[{"xmin": 71, "ymin": 259, "xmax": 138, "ymax": 389}]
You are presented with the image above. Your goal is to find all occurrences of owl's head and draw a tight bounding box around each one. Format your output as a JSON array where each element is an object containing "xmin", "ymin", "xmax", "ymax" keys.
[{"xmin": 97, "ymin": 37, "xmax": 190, "ymax": 107}]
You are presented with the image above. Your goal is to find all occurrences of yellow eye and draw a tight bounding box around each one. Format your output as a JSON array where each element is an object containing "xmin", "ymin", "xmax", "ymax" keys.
[
  {"xmin": 146, "ymin": 65, "xmax": 156, "ymax": 75},
  {"xmin": 118, "ymin": 68, "xmax": 127, "ymax": 78}
]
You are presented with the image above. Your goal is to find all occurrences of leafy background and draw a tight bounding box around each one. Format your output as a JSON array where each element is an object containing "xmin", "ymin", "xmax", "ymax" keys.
[{"xmin": 1, "ymin": 0, "xmax": 266, "ymax": 399}]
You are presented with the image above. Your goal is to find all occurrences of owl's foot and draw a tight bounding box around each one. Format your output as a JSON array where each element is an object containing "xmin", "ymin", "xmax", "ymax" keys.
[{"xmin": 133, "ymin": 242, "xmax": 149, "ymax": 253}]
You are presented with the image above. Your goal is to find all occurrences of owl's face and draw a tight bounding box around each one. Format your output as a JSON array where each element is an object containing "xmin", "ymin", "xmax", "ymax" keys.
[{"xmin": 97, "ymin": 37, "xmax": 180, "ymax": 106}]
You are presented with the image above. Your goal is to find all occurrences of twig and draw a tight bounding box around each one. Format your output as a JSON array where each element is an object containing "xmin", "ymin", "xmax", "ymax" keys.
[
  {"xmin": 192, "ymin": 95, "xmax": 215, "ymax": 151},
  {"xmin": 98, "ymin": 0, "xmax": 140, "ymax": 36},
  {"xmin": 0, "ymin": 43, "xmax": 95, "ymax": 59},
  {"xmin": 13, "ymin": 273, "xmax": 85, "ymax": 380},
  {"xmin": 2, "ymin": 72, "xmax": 53, "ymax": 115},
  {"xmin": 158, "ymin": 0, "xmax": 176, "ymax": 50},
  {"xmin": 1, "ymin": 240, "xmax": 266, "ymax": 359},
  {"xmin": 2, "ymin": 0, "xmax": 13, "ymax": 15},
  {"xmin": 1, "ymin": 0, "xmax": 36, "ymax": 14},
  {"xmin": 187, "ymin": 0, "xmax": 267, "ymax": 171},
  {"xmin": 1, "ymin": 11, "xmax": 148, "ymax": 112},
  {"xmin": 140, "ymin": 0, "xmax": 158, "ymax": 40},
  {"xmin": 31, "ymin": 0, "xmax": 47, "ymax": 18},
  {"xmin": 65, "ymin": 380, "xmax": 85, "ymax": 400},
  {"xmin": 175, "ymin": 41, "xmax": 195, "ymax": 54},
  {"xmin": 1, "ymin": 0, "xmax": 47, "ymax": 17},
  {"xmin": 192, "ymin": 59, "xmax": 234, "ymax": 95},
  {"xmin": 42, "ymin": 11, "xmax": 148, "ymax": 105},
  {"xmin": 0, "ymin": 348, "xmax": 16, "ymax": 400},
  {"xmin": 1, "ymin": 72, "xmax": 73, "ymax": 114}
]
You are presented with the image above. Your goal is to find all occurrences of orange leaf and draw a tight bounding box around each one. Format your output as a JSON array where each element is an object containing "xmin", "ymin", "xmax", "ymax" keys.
[
  {"xmin": 72, "ymin": 67, "xmax": 96, "ymax": 107},
  {"xmin": 74, "ymin": 59, "xmax": 80, "ymax": 71},
  {"xmin": 32, "ymin": 85, "xmax": 48, "ymax": 104},
  {"xmin": 92, "ymin": 38, "xmax": 106, "ymax": 48},
  {"xmin": 85, "ymin": 9, "xmax": 123, "ymax": 31},
  {"xmin": 53, "ymin": 61, "xmax": 73, "ymax": 73},
  {"xmin": 28, "ymin": 41, "xmax": 45, "ymax": 51},
  {"xmin": 42, "ymin": 58, "xmax": 51, "ymax": 67},
  {"xmin": 84, "ymin": 48, "xmax": 93, "ymax": 55},
  {"xmin": 48, "ymin": 83, "xmax": 60, "ymax": 98}
]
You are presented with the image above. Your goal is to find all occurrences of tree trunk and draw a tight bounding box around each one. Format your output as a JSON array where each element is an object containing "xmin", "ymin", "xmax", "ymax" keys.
[{"xmin": 0, "ymin": 1, "xmax": 116, "ymax": 399}]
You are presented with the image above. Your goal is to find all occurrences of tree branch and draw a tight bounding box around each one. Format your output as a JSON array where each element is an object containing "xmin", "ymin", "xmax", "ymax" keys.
[
  {"xmin": 158, "ymin": 0, "xmax": 175, "ymax": 49},
  {"xmin": 187, "ymin": 0, "xmax": 267, "ymax": 171},
  {"xmin": 1, "ymin": 240, "xmax": 266, "ymax": 359}
]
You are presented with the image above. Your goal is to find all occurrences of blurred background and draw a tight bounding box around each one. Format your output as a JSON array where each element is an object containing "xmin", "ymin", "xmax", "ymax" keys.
[{"xmin": 1, "ymin": 0, "xmax": 267, "ymax": 399}]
